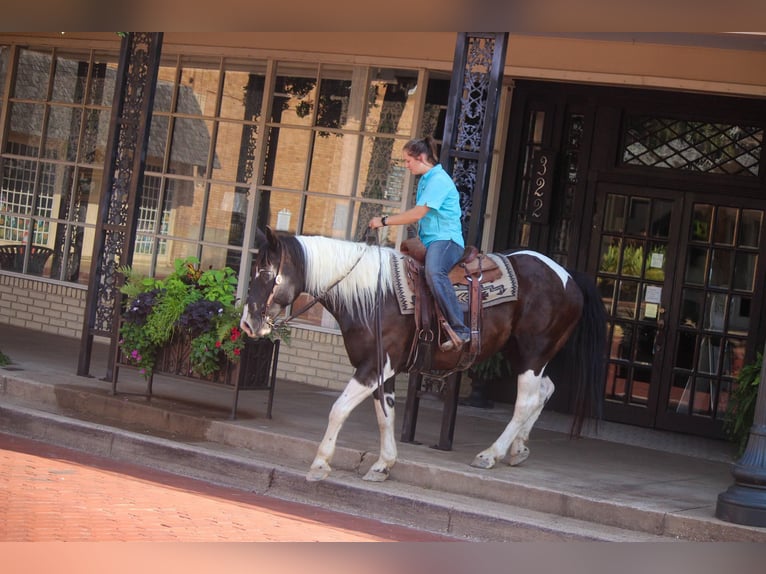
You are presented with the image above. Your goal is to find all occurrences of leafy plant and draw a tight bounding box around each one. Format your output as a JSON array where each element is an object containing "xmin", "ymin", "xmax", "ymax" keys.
[
  {"xmin": 470, "ymin": 352, "xmax": 510, "ymax": 382},
  {"xmin": 0, "ymin": 349, "xmax": 10, "ymax": 366},
  {"xmin": 724, "ymin": 352, "xmax": 762, "ymax": 457},
  {"xmin": 117, "ymin": 257, "xmax": 274, "ymax": 378}
]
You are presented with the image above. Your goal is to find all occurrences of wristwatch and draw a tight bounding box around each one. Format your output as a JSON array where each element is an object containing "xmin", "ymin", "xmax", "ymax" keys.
[{"xmin": 381, "ymin": 216, "xmax": 388, "ymax": 226}]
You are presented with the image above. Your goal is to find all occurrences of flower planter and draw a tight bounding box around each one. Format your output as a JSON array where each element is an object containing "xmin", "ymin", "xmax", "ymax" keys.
[{"xmin": 112, "ymin": 333, "xmax": 279, "ymax": 420}]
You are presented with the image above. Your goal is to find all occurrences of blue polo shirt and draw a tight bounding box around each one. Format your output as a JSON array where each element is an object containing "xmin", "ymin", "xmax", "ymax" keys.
[{"xmin": 415, "ymin": 164, "xmax": 464, "ymax": 248}]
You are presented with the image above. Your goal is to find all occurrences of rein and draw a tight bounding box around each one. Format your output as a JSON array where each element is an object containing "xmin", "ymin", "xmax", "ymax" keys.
[{"xmin": 269, "ymin": 235, "xmax": 372, "ymax": 328}]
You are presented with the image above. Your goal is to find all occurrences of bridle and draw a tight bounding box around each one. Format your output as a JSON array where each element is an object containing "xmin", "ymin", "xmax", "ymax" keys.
[{"xmin": 253, "ymin": 235, "xmax": 370, "ymax": 331}]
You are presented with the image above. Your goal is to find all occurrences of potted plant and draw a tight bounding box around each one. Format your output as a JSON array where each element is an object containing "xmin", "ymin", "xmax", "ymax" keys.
[
  {"xmin": 724, "ymin": 352, "xmax": 762, "ymax": 457},
  {"xmin": 461, "ymin": 352, "xmax": 511, "ymax": 408},
  {"xmin": 118, "ymin": 257, "xmax": 289, "ymax": 380}
]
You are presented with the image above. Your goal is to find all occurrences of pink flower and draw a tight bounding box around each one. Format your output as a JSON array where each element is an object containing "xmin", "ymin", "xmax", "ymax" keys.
[
  {"xmin": 215, "ymin": 341, "xmax": 222, "ymax": 348},
  {"xmin": 233, "ymin": 348, "xmax": 241, "ymax": 356}
]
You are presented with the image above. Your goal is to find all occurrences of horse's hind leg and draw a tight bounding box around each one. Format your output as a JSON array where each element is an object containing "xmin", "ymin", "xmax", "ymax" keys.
[
  {"xmin": 508, "ymin": 375, "xmax": 554, "ymax": 466},
  {"xmin": 472, "ymin": 369, "xmax": 546, "ymax": 469},
  {"xmin": 307, "ymin": 377, "xmax": 374, "ymax": 482},
  {"xmin": 363, "ymin": 384, "xmax": 397, "ymax": 482}
]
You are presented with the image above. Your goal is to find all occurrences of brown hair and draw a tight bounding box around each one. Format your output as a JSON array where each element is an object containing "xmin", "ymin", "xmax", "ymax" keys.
[{"xmin": 403, "ymin": 136, "xmax": 439, "ymax": 166}]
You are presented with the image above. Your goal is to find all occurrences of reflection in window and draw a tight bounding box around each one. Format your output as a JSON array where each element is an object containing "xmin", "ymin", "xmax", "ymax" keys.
[{"xmin": 622, "ymin": 115, "xmax": 762, "ymax": 177}]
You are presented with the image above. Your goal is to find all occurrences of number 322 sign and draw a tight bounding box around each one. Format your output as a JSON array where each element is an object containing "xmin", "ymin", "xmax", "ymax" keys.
[{"xmin": 526, "ymin": 148, "xmax": 556, "ymax": 225}]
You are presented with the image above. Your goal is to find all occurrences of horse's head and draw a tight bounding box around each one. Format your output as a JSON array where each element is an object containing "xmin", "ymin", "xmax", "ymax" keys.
[{"xmin": 240, "ymin": 227, "xmax": 300, "ymax": 338}]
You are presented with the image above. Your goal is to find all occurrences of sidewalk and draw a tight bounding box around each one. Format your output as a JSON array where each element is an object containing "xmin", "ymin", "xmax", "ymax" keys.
[{"xmin": 1, "ymin": 324, "xmax": 764, "ymax": 542}]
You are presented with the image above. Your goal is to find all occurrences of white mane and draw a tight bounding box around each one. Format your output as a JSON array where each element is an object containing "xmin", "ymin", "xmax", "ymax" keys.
[{"xmin": 296, "ymin": 235, "xmax": 395, "ymax": 324}]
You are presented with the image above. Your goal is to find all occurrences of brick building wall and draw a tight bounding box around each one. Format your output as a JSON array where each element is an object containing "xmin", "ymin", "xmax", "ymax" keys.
[
  {"xmin": 0, "ymin": 273, "xmax": 366, "ymax": 391},
  {"xmin": 0, "ymin": 275, "xmax": 86, "ymax": 337}
]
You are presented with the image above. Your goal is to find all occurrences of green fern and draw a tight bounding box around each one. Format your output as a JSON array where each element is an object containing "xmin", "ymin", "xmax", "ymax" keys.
[{"xmin": 724, "ymin": 352, "xmax": 762, "ymax": 457}]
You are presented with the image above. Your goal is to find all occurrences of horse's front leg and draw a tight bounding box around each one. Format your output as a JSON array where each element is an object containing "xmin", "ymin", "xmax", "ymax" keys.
[
  {"xmin": 472, "ymin": 369, "xmax": 545, "ymax": 469},
  {"xmin": 307, "ymin": 377, "xmax": 374, "ymax": 482},
  {"xmin": 508, "ymin": 374, "xmax": 554, "ymax": 466},
  {"xmin": 363, "ymin": 382, "xmax": 397, "ymax": 482}
]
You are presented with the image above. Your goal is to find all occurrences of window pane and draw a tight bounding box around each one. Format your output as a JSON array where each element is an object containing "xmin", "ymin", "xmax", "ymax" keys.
[
  {"xmin": 691, "ymin": 204, "xmax": 713, "ymax": 241},
  {"xmin": 44, "ymin": 105, "xmax": 81, "ymax": 161},
  {"xmin": 2, "ymin": 156, "xmax": 37, "ymax": 215},
  {"xmin": 263, "ymin": 127, "xmax": 310, "ymax": 189},
  {"xmin": 162, "ymin": 179, "xmax": 198, "ymax": 241},
  {"xmin": 51, "ymin": 53, "xmax": 88, "ymax": 104},
  {"xmin": 303, "ymin": 196, "xmax": 351, "ymax": 238},
  {"xmin": 170, "ymin": 117, "xmax": 212, "ymax": 176},
  {"xmin": 155, "ymin": 241, "xmax": 198, "ymax": 279},
  {"xmin": 14, "ymin": 49, "xmax": 51, "ymax": 100},
  {"xmin": 220, "ymin": 65, "xmax": 267, "ymax": 121},
  {"xmin": 6, "ymin": 102, "xmax": 45, "ymax": 151},
  {"xmin": 213, "ymin": 120, "xmax": 259, "ymax": 185},
  {"xmin": 258, "ymin": 190, "xmax": 301, "ymax": 236},
  {"xmin": 177, "ymin": 58, "xmax": 220, "ymax": 116},
  {"xmin": 622, "ymin": 115, "xmax": 762, "ymax": 177},
  {"xmin": 714, "ymin": 206, "xmax": 737, "ymax": 245},
  {"xmin": 0, "ymin": 46, "xmax": 9, "ymax": 103},
  {"xmin": 86, "ymin": 59, "xmax": 115, "ymax": 106},
  {"xmin": 316, "ymin": 74, "xmax": 352, "ymax": 130},
  {"xmin": 603, "ymin": 194, "xmax": 627, "ymax": 233},
  {"xmin": 421, "ymin": 75, "xmax": 449, "ymax": 139},
  {"xmin": 271, "ymin": 65, "xmax": 317, "ymax": 125},
  {"xmin": 357, "ymin": 136, "xmax": 406, "ymax": 203},
  {"xmin": 366, "ymin": 69, "xmax": 419, "ymax": 136},
  {"xmin": 200, "ymin": 244, "xmax": 240, "ymax": 275},
  {"xmin": 308, "ymin": 132, "xmax": 356, "ymax": 194},
  {"xmin": 80, "ymin": 109, "xmax": 110, "ymax": 165},
  {"xmin": 203, "ymin": 184, "xmax": 248, "ymax": 245},
  {"xmin": 733, "ymin": 252, "xmax": 757, "ymax": 291},
  {"xmin": 739, "ymin": 209, "xmax": 762, "ymax": 248}
]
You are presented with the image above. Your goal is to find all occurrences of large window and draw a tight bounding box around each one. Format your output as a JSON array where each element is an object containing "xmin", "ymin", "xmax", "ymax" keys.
[
  {"xmin": 0, "ymin": 46, "xmax": 117, "ymax": 282},
  {"xmin": 0, "ymin": 44, "xmax": 451, "ymax": 333}
]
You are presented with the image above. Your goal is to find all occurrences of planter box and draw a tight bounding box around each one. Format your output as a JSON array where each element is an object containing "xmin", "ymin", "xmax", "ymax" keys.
[{"xmin": 112, "ymin": 333, "xmax": 279, "ymax": 419}]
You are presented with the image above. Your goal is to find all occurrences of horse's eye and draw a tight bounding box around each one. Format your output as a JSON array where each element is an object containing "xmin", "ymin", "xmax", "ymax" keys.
[{"xmin": 258, "ymin": 268, "xmax": 274, "ymax": 280}]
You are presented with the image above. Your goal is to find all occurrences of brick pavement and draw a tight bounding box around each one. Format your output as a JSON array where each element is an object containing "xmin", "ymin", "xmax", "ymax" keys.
[{"xmin": 0, "ymin": 433, "xmax": 452, "ymax": 542}]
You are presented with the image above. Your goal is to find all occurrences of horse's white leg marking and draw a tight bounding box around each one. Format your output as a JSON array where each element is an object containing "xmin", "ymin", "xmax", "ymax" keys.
[
  {"xmin": 471, "ymin": 369, "xmax": 546, "ymax": 469},
  {"xmin": 363, "ymin": 355, "xmax": 397, "ymax": 482},
  {"xmin": 363, "ymin": 390, "xmax": 397, "ymax": 482},
  {"xmin": 508, "ymin": 375, "xmax": 554, "ymax": 466},
  {"xmin": 307, "ymin": 377, "xmax": 374, "ymax": 482}
]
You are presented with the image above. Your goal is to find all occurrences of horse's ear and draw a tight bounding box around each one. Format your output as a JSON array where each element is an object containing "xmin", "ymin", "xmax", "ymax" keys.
[
  {"xmin": 265, "ymin": 226, "xmax": 280, "ymax": 250},
  {"xmin": 254, "ymin": 227, "xmax": 267, "ymax": 250}
]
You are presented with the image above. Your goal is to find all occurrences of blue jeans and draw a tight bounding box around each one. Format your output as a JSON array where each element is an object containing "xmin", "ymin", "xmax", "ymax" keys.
[{"xmin": 424, "ymin": 239, "xmax": 470, "ymax": 339}]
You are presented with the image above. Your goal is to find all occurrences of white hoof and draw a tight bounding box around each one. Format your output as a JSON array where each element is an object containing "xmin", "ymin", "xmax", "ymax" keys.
[
  {"xmin": 363, "ymin": 467, "xmax": 390, "ymax": 482},
  {"xmin": 306, "ymin": 465, "xmax": 331, "ymax": 482},
  {"xmin": 508, "ymin": 446, "xmax": 530, "ymax": 466},
  {"xmin": 470, "ymin": 452, "xmax": 496, "ymax": 469}
]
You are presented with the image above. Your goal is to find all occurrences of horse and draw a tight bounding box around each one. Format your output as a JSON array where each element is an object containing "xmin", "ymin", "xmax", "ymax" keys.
[{"xmin": 240, "ymin": 227, "xmax": 606, "ymax": 482}]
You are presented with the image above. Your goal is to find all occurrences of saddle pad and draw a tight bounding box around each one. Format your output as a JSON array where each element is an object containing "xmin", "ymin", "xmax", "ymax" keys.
[{"xmin": 391, "ymin": 252, "xmax": 518, "ymax": 315}]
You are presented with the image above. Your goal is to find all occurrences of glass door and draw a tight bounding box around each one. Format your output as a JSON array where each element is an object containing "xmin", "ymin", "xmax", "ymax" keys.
[
  {"xmin": 657, "ymin": 202, "xmax": 763, "ymax": 436},
  {"xmin": 591, "ymin": 185, "xmax": 682, "ymax": 427}
]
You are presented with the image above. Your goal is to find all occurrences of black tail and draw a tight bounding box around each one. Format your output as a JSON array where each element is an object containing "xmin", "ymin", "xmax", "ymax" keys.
[{"xmin": 557, "ymin": 270, "xmax": 607, "ymax": 437}]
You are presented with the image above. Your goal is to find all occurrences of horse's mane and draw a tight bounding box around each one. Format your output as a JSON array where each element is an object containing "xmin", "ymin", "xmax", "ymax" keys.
[{"xmin": 296, "ymin": 235, "xmax": 395, "ymax": 324}]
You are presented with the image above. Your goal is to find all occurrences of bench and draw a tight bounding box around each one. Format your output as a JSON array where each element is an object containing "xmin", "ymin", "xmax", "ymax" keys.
[{"xmin": 0, "ymin": 244, "xmax": 55, "ymax": 274}]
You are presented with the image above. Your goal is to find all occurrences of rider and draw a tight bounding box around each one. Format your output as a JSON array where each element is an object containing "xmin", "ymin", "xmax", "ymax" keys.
[{"xmin": 368, "ymin": 136, "xmax": 470, "ymax": 352}]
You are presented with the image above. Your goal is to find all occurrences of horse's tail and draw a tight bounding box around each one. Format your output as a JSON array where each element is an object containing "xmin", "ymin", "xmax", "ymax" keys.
[{"xmin": 559, "ymin": 270, "xmax": 607, "ymax": 437}]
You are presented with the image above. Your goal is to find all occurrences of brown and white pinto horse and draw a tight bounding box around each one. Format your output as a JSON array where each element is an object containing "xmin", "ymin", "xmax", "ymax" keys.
[{"xmin": 241, "ymin": 227, "xmax": 606, "ymax": 482}]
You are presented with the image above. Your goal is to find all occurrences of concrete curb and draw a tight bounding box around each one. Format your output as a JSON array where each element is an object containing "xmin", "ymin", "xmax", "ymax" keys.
[{"xmin": 2, "ymin": 371, "xmax": 765, "ymax": 542}]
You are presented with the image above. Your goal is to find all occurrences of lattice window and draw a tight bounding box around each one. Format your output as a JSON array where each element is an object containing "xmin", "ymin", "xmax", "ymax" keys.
[
  {"xmin": 135, "ymin": 168, "xmax": 171, "ymax": 256},
  {"xmin": 622, "ymin": 115, "xmax": 762, "ymax": 176},
  {"xmin": 0, "ymin": 142, "xmax": 55, "ymax": 243}
]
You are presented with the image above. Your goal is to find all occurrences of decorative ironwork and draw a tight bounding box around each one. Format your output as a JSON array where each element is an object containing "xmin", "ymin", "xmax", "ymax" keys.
[
  {"xmin": 440, "ymin": 33, "xmax": 507, "ymax": 246},
  {"xmin": 78, "ymin": 33, "xmax": 163, "ymax": 377},
  {"xmin": 622, "ymin": 115, "xmax": 762, "ymax": 177}
]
